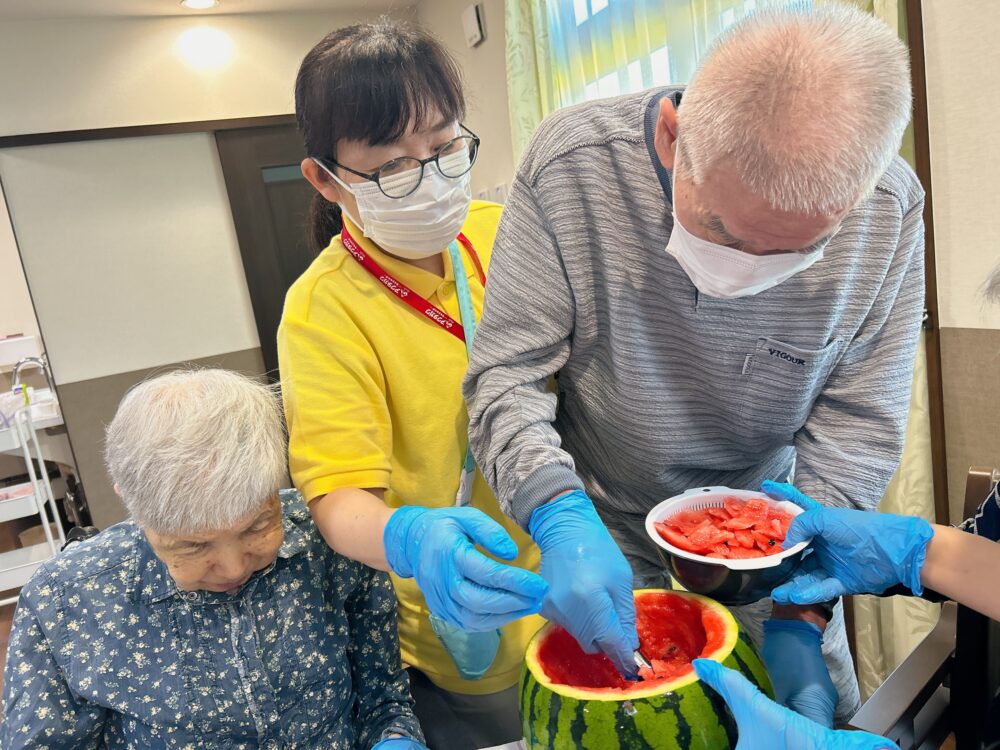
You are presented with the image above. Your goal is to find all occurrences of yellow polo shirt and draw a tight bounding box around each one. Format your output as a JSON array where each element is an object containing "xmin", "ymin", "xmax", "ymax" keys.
[{"xmin": 277, "ymin": 201, "xmax": 541, "ymax": 695}]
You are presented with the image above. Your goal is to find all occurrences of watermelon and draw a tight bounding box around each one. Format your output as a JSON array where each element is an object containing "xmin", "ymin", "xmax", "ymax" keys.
[
  {"xmin": 520, "ymin": 590, "xmax": 773, "ymax": 749},
  {"xmin": 653, "ymin": 496, "xmax": 793, "ymax": 560}
]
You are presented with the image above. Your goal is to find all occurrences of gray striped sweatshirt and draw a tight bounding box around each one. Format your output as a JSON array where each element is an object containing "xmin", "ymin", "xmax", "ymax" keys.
[{"xmin": 464, "ymin": 87, "xmax": 925, "ymax": 541}]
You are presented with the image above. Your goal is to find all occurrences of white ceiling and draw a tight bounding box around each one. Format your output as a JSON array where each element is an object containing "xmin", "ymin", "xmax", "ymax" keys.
[{"xmin": 0, "ymin": 0, "xmax": 419, "ymax": 18}]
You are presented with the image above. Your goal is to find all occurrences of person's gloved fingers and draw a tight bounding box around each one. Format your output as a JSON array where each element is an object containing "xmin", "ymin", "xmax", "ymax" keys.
[
  {"xmin": 783, "ymin": 687, "xmax": 838, "ymax": 729},
  {"xmin": 452, "ymin": 509, "xmax": 520, "ymax": 561},
  {"xmin": 762, "ymin": 481, "xmax": 822, "ymax": 511},
  {"xmin": 595, "ymin": 630, "xmax": 640, "ymax": 678},
  {"xmin": 771, "ymin": 578, "xmax": 822, "ymax": 605},
  {"xmin": 451, "ymin": 577, "xmax": 545, "ymax": 618},
  {"xmin": 693, "ymin": 659, "xmax": 765, "ymax": 724},
  {"xmin": 454, "ymin": 543, "xmax": 548, "ymax": 602},
  {"xmin": 609, "ymin": 578, "xmax": 639, "ymax": 651},
  {"xmin": 773, "ymin": 572, "xmax": 848, "ymax": 604},
  {"xmin": 770, "ymin": 555, "xmax": 825, "ymax": 604},
  {"xmin": 449, "ymin": 600, "xmax": 543, "ymax": 632},
  {"xmin": 553, "ymin": 591, "xmax": 622, "ymax": 657},
  {"xmin": 425, "ymin": 578, "xmax": 474, "ymax": 628},
  {"xmin": 589, "ymin": 602, "xmax": 641, "ymax": 676},
  {"xmin": 781, "ymin": 508, "xmax": 829, "ymax": 549}
]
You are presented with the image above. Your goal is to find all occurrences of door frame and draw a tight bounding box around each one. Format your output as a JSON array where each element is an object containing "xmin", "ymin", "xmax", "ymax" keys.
[
  {"xmin": 906, "ymin": 0, "xmax": 949, "ymax": 524},
  {"xmin": 0, "ymin": 114, "xmax": 295, "ymax": 149}
]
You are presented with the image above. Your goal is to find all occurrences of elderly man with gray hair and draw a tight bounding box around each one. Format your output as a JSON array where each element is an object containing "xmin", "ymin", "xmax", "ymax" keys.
[
  {"xmin": 465, "ymin": 5, "xmax": 921, "ymax": 728},
  {"xmin": 2, "ymin": 369, "xmax": 426, "ymax": 750}
]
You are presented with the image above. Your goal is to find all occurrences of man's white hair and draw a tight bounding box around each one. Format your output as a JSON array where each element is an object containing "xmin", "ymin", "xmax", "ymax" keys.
[
  {"xmin": 105, "ymin": 368, "xmax": 287, "ymax": 535},
  {"xmin": 677, "ymin": 5, "xmax": 912, "ymax": 214}
]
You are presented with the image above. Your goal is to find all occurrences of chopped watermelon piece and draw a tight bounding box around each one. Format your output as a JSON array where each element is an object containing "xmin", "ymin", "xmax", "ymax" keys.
[
  {"xmin": 742, "ymin": 498, "xmax": 770, "ymax": 521},
  {"xmin": 655, "ymin": 522, "xmax": 701, "ymax": 553},
  {"xmin": 733, "ymin": 528, "xmax": 755, "ymax": 549},
  {"xmin": 724, "ymin": 497, "xmax": 745, "ymax": 516},
  {"xmin": 752, "ymin": 530, "xmax": 779, "ymax": 552},
  {"xmin": 728, "ymin": 547, "xmax": 767, "ymax": 559},
  {"xmin": 654, "ymin": 496, "xmax": 795, "ymax": 560}
]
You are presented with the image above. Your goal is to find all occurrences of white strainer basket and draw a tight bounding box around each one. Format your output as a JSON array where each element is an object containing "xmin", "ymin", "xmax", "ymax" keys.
[{"xmin": 645, "ymin": 486, "xmax": 809, "ymax": 571}]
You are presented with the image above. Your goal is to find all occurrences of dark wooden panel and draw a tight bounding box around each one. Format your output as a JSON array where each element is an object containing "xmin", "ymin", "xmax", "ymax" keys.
[
  {"xmin": 215, "ymin": 125, "xmax": 313, "ymax": 377},
  {"xmin": 0, "ymin": 114, "xmax": 295, "ymax": 149},
  {"xmin": 263, "ymin": 174, "xmax": 319, "ymax": 292},
  {"xmin": 941, "ymin": 328, "xmax": 1000, "ymax": 523}
]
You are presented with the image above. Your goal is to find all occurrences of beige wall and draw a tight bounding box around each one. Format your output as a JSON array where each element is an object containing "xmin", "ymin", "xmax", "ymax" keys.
[
  {"xmin": 0, "ymin": 9, "xmax": 415, "ymax": 137},
  {"xmin": 923, "ymin": 0, "xmax": 1000, "ymax": 519},
  {"xmin": 924, "ymin": 0, "xmax": 1000, "ymax": 332},
  {"xmin": 419, "ymin": 0, "xmax": 518, "ymax": 199},
  {"xmin": 0, "ymin": 134, "xmax": 261, "ymax": 385},
  {"xmin": 0, "ymin": 181, "xmax": 39, "ymax": 342}
]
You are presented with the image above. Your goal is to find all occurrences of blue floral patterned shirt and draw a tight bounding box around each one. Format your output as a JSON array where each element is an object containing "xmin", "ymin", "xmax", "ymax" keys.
[{"xmin": 1, "ymin": 490, "xmax": 422, "ymax": 749}]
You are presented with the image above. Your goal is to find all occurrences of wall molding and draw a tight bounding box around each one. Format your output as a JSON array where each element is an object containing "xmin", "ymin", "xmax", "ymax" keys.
[{"xmin": 0, "ymin": 114, "xmax": 296, "ymax": 149}]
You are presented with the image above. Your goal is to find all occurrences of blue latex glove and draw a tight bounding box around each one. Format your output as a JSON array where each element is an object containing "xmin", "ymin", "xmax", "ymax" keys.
[
  {"xmin": 763, "ymin": 481, "xmax": 935, "ymax": 604},
  {"xmin": 371, "ymin": 737, "xmax": 427, "ymax": 749},
  {"xmin": 384, "ymin": 506, "xmax": 548, "ymax": 631},
  {"xmin": 693, "ymin": 659, "xmax": 898, "ymax": 749},
  {"xmin": 762, "ymin": 619, "xmax": 837, "ymax": 728},
  {"xmin": 528, "ymin": 490, "xmax": 639, "ymax": 677}
]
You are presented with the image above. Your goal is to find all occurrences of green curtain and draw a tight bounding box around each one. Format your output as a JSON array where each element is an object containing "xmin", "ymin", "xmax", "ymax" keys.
[
  {"xmin": 505, "ymin": 0, "xmax": 797, "ymax": 163},
  {"xmin": 505, "ymin": 0, "xmax": 914, "ymax": 166}
]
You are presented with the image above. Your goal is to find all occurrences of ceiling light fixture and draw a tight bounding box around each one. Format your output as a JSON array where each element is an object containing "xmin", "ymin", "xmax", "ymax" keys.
[{"xmin": 180, "ymin": 0, "xmax": 219, "ymax": 10}]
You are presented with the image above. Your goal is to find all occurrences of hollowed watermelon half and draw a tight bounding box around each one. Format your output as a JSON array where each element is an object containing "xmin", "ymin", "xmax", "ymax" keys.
[{"xmin": 520, "ymin": 590, "xmax": 772, "ymax": 749}]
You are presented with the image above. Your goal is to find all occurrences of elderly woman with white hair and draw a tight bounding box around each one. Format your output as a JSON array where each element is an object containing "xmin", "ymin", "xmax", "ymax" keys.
[{"xmin": 1, "ymin": 369, "xmax": 426, "ymax": 750}]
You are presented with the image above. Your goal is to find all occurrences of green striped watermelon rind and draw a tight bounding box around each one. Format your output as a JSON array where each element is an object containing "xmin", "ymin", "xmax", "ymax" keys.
[{"xmin": 520, "ymin": 590, "xmax": 773, "ymax": 750}]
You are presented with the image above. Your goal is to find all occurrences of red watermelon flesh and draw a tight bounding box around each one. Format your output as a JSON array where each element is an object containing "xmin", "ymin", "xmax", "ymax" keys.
[
  {"xmin": 655, "ymin": 496, "xmax": 794, "ymax": 560},
  {"xmin": 535, "ymin": 591, "xmax": 727, "ymax": 690}
]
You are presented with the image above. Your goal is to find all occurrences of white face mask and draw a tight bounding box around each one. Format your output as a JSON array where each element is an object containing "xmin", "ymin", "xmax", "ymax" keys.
[
  {"xmin": 318, "ymin": 149, "xmax": 472, "ymax": 260},
  {"xmin": 666, "ymin": 212, "xmax": 826, "ymax": 299}
]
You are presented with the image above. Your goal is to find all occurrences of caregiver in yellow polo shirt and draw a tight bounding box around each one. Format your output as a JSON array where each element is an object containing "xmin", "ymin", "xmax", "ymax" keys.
[{"xmin": 277, "ymin": 20, "xmax": 545, "ymax": 750}]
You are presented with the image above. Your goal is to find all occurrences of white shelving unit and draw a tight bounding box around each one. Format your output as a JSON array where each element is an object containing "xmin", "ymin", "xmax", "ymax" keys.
[{"xmin": 0, "ymin": 406, "xmax": 65, "ymax": 606}]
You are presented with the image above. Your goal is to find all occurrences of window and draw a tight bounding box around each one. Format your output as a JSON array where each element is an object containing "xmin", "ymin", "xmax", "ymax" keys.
[{"xmin": 544, "ymin": 0, "xmax": 813, "ymax": 109}]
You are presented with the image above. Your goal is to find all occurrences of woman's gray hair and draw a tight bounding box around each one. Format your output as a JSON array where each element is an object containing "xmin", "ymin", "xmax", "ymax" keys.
[
  {"xmin": 105, "ymin": 368, "xmax": 287, "ymax": 535},
  {"xmin": 677, "ymin": 5, "xmax": 912, "ymax": 214}
]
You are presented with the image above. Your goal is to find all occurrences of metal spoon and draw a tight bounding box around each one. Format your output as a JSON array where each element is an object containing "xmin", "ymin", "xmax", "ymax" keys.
[{"xmin": 624, "ymin": 649, "xmax": 653, "ymax": 681}]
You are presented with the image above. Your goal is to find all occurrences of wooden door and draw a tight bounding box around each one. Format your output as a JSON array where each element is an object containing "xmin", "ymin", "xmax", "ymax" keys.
[{"xmin": 216, "ymin": 125, "xmax": 315, "ymax": 377}]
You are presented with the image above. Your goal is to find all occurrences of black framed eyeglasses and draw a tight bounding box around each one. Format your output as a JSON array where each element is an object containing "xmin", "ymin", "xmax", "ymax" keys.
[{"xmin": 320, "ymin": 124, "xmax": 480, "ymax": 199}]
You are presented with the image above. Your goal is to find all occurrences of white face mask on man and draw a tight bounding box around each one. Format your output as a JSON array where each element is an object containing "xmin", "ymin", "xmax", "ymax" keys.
[
  {"xmin": 317, "ymin": 149, "xmax": 472, "ymax": 260},
  {"xmin": 666, "ymin": 212, "xmax": 826, "ymax": 299}
]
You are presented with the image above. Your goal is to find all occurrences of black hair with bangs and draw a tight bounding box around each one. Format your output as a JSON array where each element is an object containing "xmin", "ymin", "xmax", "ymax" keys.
[
  {"xmin": 296, "ymin": 17, "xmax": 466, "ymax": 160},
  {"xmin": 295, "ymin": 18, "xmax": 466, "ymax": 250}
]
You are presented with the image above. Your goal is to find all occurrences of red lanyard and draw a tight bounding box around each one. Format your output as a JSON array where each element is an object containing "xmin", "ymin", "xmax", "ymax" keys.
[{"xmin": 339, "ymin": 224, "xmax": 485, "ymax": 344}]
